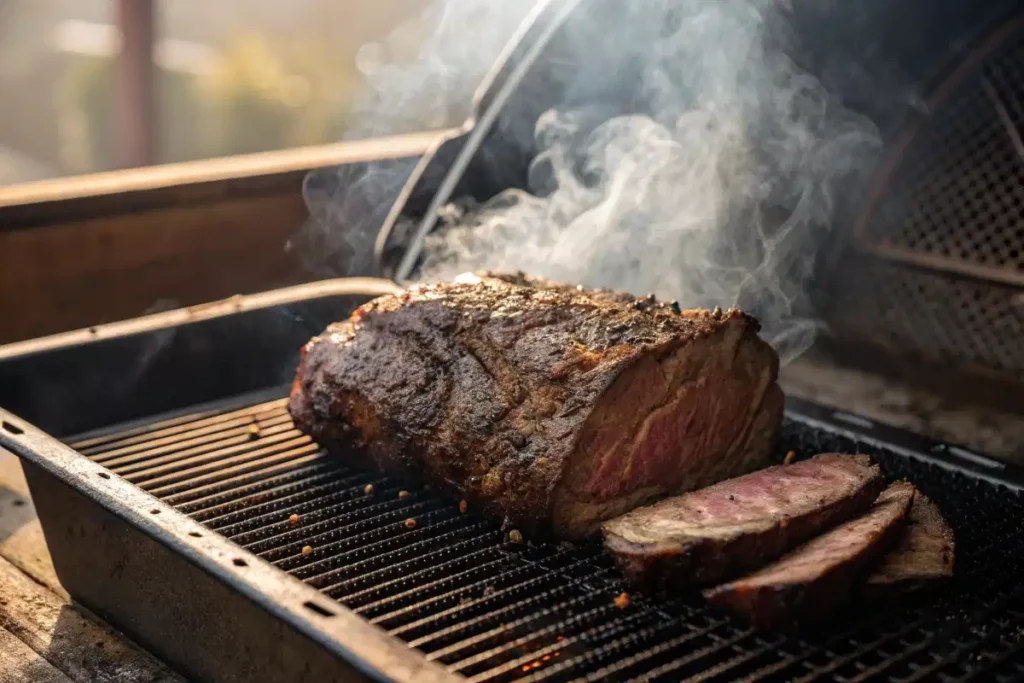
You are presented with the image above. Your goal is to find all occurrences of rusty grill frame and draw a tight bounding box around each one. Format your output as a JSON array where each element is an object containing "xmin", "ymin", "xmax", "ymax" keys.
[{"xmin": 3, "ymin": 386, "xmax": 1024, "ymax": 683}]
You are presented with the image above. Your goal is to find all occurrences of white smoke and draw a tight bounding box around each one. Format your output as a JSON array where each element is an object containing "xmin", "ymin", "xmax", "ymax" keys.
[
  {"xmin": 349, "ymin": 1, "xmax": 539, "ymax": 137},
  {"xmin": 306, "ymin": 0, "xmax": 882, "ymax": 364}
]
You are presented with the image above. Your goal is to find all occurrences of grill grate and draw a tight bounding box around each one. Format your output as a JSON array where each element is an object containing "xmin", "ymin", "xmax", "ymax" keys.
[{"xmin": 72, "ymin": 396, "xmax": 1024, "ymax": 682}]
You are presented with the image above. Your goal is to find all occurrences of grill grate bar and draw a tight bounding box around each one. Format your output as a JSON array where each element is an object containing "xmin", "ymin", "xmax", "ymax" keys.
[
  {"xmin": 522, "ymin": 619, "xmax": 693, "ymax": 682},
  {"xmin": 363, "ymin": 556, "xmax": 521, "ymax": 622},
  {"xmin": 74, "ymin": 398, "xmax": 288, "ymax": 452},
  {"xmin": 193, "ymin": 468, "xmax": 373, "ymax": 524},
  {"xmin": 584, "ymin": 621, "xmax": 744, "ymax": 682},
  {"xmin": 401, "ymin": 581, "xmax": 592, "ymax": 651},
  {"xmin": 461, "ymin": 609, "xmax": 658, "ymax": 682},
  {"xmin": 216, "ymin": 478, "xmax": 394, "ymax": 539},
  {"xmin": 71, "ymin": 404, "xmax": 258, "ymax": 452},
  {"xmin": 113, "ymin": 417, "xmax": 295, "ymax": 477},
  {"xmin": 135, "ymin": 434, "xmax": 313, "ymax": 491},
  {"xmin": 246, "ymin": 498, "xmax": 446, "ymax": 556},
  {"xmin": 789, "ymin": 624, "xmax": 930, "ymax": 683},
  {"xmin": 147, "ymin": 443, "xmax": 320, "ymax": 498},
  {"xmin": 373, "ymin": 561, "xmax": 574, "ymax": 631},
  {"xmin": 344, "ymin": 550, "xmax": 507, "ymax": 612},
  {"xmin": 87, "ymin": 409, "xmax": 290, "ymax": 465},
  {"xmin": 76, "ymin": 397, "xmax": 1024, "ymax": 683},
  {"xmin": 273, "ymin": 510, "xmax": 465, "ymax": 576},
  {"xmin": 625, "ymin": 631, "xmax": 759, "ymax": 683},
  {"xmin": 177, "ymin": 462, "xmax": 348, "ymax": 516},
  {"xmin": 317, "ymin": 526, "xmax": 498, "ymax": 595},
  {"xmin": 162, "ymin": 451, "xmax": 325, "ymax": 506},
  {"xmin": 687, "ymin": 643, "xmax": 790, "ymax": 683},
  {"xmin": 428, "ymin": 593, "xmax": 605, "ymax": 664}
]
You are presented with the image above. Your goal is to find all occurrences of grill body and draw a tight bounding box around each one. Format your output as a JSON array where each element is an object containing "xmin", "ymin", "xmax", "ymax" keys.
[
  {"xmin": 4, "ymin": 387, "xmax": 1024, "ymax": 683},
  {"xmin": 827, "ymin": 11, "xmax": 1024, "ymax": 389}
]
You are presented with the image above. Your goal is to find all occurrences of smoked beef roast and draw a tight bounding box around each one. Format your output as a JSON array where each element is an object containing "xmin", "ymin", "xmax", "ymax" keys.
[{"xmin": 288, "ymin": 275, "xmax": 783, "ymax": 539}]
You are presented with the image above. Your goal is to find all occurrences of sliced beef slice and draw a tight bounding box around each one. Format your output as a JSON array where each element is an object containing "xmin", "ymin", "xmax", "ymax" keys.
[
  {"xmin": 703, "ymin": 481, "xmax": 915, "ymax": 629},
  {"xmin": 863, "ymin": 492, "xmax": 954, "ymax": 598},
  {"xmin": 601, "ymin": 454, "xmax": 885, "ymax": 588},
  {"xmin": 288, "ymin": 276, "xmax": 782, "ymax": 539}
]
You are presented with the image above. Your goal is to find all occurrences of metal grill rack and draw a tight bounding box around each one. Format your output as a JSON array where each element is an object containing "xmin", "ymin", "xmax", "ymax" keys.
[
  {"xmin": 832, "ymin": 16, "xmax": 1024, "ymax": 385},
  {"xmin": 70, "ymin": 394, "xmax": 1024, "ymax": 683},
  {"xmin": 856, "ymin": 20, "xmax": 1024, "ymax": 284},
  {"xmin": 827, "ymin": 256, "xmax": 1024, "ymax": 380}
]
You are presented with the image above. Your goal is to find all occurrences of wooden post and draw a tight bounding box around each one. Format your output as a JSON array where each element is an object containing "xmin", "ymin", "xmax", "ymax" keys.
[{"xmin": 116, "ymin": 0, "xmax": 156, "ymax": 168}]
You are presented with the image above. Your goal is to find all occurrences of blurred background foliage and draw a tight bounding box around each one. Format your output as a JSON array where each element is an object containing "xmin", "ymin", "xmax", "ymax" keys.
[
  {"xmin": 59, "ymin": 33, "xmax": 362, "ymax": 173},
  {"xmin": 0, "ymin": 0, "xmax": 430, "ymax": 184}
]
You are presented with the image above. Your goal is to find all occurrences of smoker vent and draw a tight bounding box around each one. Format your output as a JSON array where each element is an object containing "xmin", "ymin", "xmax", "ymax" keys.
[
  {"xmin": 856, "ymin": 22, "xmax": 1024, "ymax": 283},
  {"xmin": 70, "ymin": 395, "xmax": 1024, "ymax": 682}
]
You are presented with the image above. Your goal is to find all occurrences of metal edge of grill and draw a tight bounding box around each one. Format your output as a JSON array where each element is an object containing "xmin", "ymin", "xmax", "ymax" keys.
[
  {"xmin": 0, "ymin": 400, "xmax": 457, "ymax": 683},
  {"xmin": 3, "ymin": 390, "xmax": 1024, "ymax": 683}
]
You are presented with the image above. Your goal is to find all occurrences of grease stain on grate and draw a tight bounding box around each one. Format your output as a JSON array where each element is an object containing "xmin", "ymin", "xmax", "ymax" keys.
[{"xmin": 73, "ymin": 397, "xmax": 1024, "ymax": 682}]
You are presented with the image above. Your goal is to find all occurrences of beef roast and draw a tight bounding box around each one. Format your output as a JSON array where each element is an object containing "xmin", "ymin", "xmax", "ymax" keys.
[
  {"xmin": 863, "ymin": 492, "xmax": 954, "ymax": 598},
  {"xmin": 602, "ymin": 454, "xmax": 884, "ymax": 587},
  {"xmin": 703, "ymin": 481, "xmax": 915, "ymax": 629},
  {"xmin": 288, "ymin": 276, "xmax": 782, "ymax": 539},
  {"xmin": 464, "ymin": 271, "xmax": 638, "ymax": 308}
]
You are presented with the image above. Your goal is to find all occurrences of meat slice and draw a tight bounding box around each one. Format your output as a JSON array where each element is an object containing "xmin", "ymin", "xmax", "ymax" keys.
[
  {"xmin": 703, "ymin": 481, "xmax": 915, "ymax": 629},
  {"xmin": 602, "ymin": 454, "xmax": 885, "ymax": 588},
  {"xmin": 288, "ymin": 276, "xmax": 782, "ymax": 539},
  {"xmin": 863, "ymin": 492, "xmax": 954, "ymax": 598}
]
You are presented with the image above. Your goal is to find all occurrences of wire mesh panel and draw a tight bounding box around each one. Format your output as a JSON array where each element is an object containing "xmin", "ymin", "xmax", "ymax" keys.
[
  {"xmin": 826, "ymin": 256, "xmax": 1024, "ymax": 380},
  {"xmin": 73, "ymin": 397, "xmax": 1024, "ymax": 682},
  {"xmin": 858, "ymin": 25, "xmax": 1024, "ymax": 280},
  {"xmin": 835, "ymin": 18, "xmax": 1024, "ymax": 383}
]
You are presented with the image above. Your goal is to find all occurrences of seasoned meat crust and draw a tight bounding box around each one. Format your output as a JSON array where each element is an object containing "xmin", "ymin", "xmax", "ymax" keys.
[
  {"xmin": 863, "ymin": 492, "xmax": 954, "ymax": 598},
  {"xmin": 704, "ymin": 481, "xmax": 915, "ymax": 629},
  {"xmin": 602, "ymin": 454, "xmax": 885, "ymax": 588},
  {"xmin": 289, "ymin": 275, "xmax": 782, "ymax": 539}
]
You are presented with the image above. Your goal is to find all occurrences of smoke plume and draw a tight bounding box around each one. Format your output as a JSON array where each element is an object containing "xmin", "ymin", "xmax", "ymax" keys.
[{"xmin": 306, "ymin": 0, "xmax": 882, "ymax": 364}]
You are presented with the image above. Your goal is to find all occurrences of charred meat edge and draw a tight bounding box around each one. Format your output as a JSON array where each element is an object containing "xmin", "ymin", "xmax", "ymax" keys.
[
  {"xmin": 862, "ymin": 492, "xmax": 954, "ymax": 599},
  {"xmin": 602, "ymin": 453, "xmax": 885, "ymax": 588},
  {"xmin": 703, "ymin": 481, "xmax": 915, "ymax": 629}
]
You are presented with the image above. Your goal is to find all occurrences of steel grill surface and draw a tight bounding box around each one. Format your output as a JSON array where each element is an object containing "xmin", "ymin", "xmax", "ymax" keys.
[{"xmin": 71, "ymin": 396, "xmax": 1024, "ymax": 682}]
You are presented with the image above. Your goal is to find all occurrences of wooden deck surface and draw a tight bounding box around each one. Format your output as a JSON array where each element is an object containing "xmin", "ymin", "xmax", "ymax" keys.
[{"xmin": 0, "ymin": 450, "xmax": 184, "ymax": 683}]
